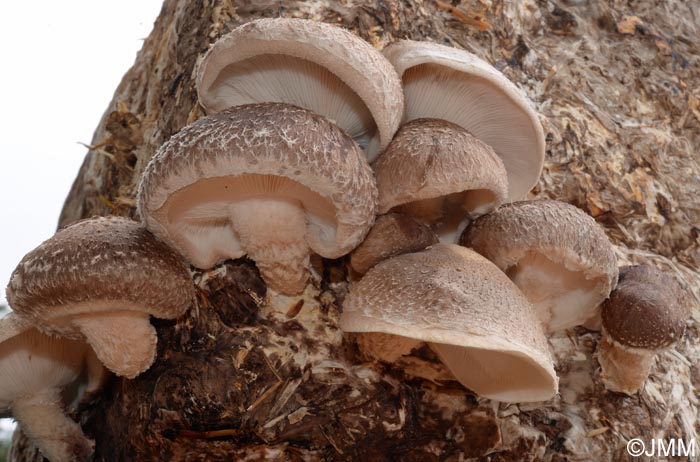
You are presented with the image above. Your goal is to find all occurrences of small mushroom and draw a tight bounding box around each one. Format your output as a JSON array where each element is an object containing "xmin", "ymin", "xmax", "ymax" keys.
[
  {"xmin": 5, "ymin": 216, "xmax": 195, "ymax": 378},
  {"xmin": 598, "ymin": 265, "xmax": 690, "ymax": 395},
  {"xmin": 349, "ymin": 212, "xmax": 438, "ymax": 275},
  {"xmin": 460, "ymin": 200, "xmax": 618, "ymax": 332},
  {"xmin": 383, "ymin": 40, "xmax": 545, "ymax": 200},
  {"xmin": 138, "ymin": 103, "xmax": 377, "ymax": 295},
  {"xmin": 0, "ymin": 319, "xmax": 93, "ymax": 462},
  {"xmin": 373, "ymin": 118, "xmax": 509, "ymax": 243},
  {"xmin": 340, "ymin": 244, "xmax": 558, "ymax": 403},
  {"xmin": 196, "ymin": 18, "xmax": 404, "ymax": 160}
]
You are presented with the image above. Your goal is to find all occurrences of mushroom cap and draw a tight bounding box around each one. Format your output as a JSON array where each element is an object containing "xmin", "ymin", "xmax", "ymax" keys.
[
  {"xmin": 138, "ymin": 103, "xmax": 377, "ymax": 265},
  {"xmin": 373, "ymin": 118, "xmax": 508, "ymax": 241},
  {"xmin": 460, "ymin": 200, "xmax": 618, "ymax": 331},
  {"xmin": 5, "ymin": 216, "xmax": 194, "ymax": 336},
  {"xmin": 0, "ymin": 323, "xmax": 86, "ymax": 411},
  {"xmin": 382, "ymin": 40, "xmax": 545, "ymax": 200},
  {"xmin": 341, "ymin": 244, "xmax": 557, "ymax": 402},
  {"xmin": 602, "ymin": 265, "xmax": 690, "ymax": 350},
  {"xmin": 196, "ymin": 18, "xmax": 404, "ymax": 160},
  {"xmin": 349, "ymin": 212, "xmax": 439, "ymax": 275}
]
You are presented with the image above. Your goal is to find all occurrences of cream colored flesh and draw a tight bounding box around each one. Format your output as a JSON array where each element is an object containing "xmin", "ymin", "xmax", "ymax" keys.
[
  {"xmin": 72, "ymin": 310, "xmax": 156, "ymax": 379},
  {"xmin": 159, "ymin": 174, "xmax": 337, "ymax": 278},
  {"xmin": 598, "ymin": 332, "xmax": 656, "ymax": 395},
  {"xmin": 506, "ymin": 252, "xmax": 602, "ymax": 332},
  {"xmin": 208, "ymin": 54, "xmax": 377, "ymax": 151},
  {"xmin": 430, "ymin": 342, "xmax": 556, "ymax": 402},
  {"xmin": 228, "ymin": 198, "xmax": 310, "ymax": 293},
  {"xmin": 395, "ymin": 190, "xmax": 497, "ymax": 244},
  {"xmin": 12, "ymin": 388, "xmax": 94, "ymax": 461}
]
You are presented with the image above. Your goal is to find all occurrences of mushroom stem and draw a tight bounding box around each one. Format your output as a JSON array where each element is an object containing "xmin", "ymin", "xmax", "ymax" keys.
[
  {"xmin": 355, "ymin": 332, "xmax": 422, "ymax": 363},
  {"xmin": 598, "ymin": 331, "xmax": 656, "ymax": 395},
  {"xmin": 12, "ymin": 387, "xmax": 94, "ymax": 462},
  {"xmin": 229, "ymin": 198, "xmax": 311, "ymax": 294},
  {"xmin": 72, "ymin": 310, "xmax": 157, "ymax": 379},
  {"xmin": 396, "ymin": 197, "xmax": 445, "ymax": 225}
]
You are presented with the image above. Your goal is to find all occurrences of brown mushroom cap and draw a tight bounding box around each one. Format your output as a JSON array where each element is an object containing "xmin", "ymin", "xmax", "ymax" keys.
[
  {"xmin": 196, "ymin": 18, "xmax": 404, "ymax": 160},
  {"xmin": 460, "ymin": 200, "xmax": 618, "ymax": 332},
  {"xmin": 349, "ymin": 212, "xmax": 438, "ymax": 275},
  {"xmin": 373, "ymin": 118, "xmax": 508, "ymax": 243},
  {"xmin": 602, "ymin": 265, "xmax": 690, "ymax": 350},
  {"xmin": 5, "ymin": 216, "xmax": 195, "ymax": 378},
  {"xmin": 0, "ymin": 323, "xmax": 93, "ymax": 462},
  {"xmin": 341, "ymin": 244, "xmax": 557, "ymax": 403},
  {"xmin": 138, "ymin": 103, "xmax": 377, "ymax": 294},
  {"xmin": 382, "ymin": 40, "xmax": 544, "ymax": 200}
]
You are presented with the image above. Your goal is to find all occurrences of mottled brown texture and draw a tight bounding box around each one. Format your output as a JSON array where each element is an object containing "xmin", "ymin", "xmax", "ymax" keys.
[
  {"xmin": 138, "ymin": 103, "xmax": 377, "ymax": 262},
  {"xmin": 340, "ymin": 244, "xmax": 557, "ymax": 402},
  {"xmin": 602, "ymin": 265, "xmax": 690, "ymax": 349},
  {"xmin": 13, "ymin": 0, "xmax": 700, "ymax": 460},
  {"xmin": 382, "ymin": 39, "xmax": 545, "ymax": 200},
  {"xmin": 196, "ymin": 17, "xmax": 404, "ymax": 160},
  {"xmin": 5, "ymin": 216, "xmax": 194, "ymax": 325},
  {"xmin": 349, "ymin": 212, "xmax": 438, "ymax": 275},
  {"xmin": 373, "ymin": 118, "xmax": 508, "ymax": 217},
  {"xmin": 460, "ymin": 199, "xmax": 618, "ymax": 298}
]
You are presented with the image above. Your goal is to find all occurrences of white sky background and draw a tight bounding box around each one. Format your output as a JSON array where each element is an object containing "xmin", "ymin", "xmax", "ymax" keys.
[{"xmin": 0, "ymin": 0, "xmax": 164, "ymax": 439}]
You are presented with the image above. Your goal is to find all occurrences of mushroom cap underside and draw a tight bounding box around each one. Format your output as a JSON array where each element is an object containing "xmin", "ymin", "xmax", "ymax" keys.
[
  {"xmin": 383, "ymin": 40, "xmax": 545, "ymax": 200},
  {"xmin": 196, "ymin": 17, "xmax": 403, "ymax": 160}
]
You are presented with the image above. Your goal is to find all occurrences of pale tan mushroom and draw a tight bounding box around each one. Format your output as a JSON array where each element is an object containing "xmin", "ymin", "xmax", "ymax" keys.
[
  {"xmin": 196, "ymin": 18, "xmax": 403, "ymax": 160},
  {"xmin": 5, "ymin": 216, "xmax": 195, "ymax": 378},
  {"xmin": 341, "ymin": 244, "xmax": 558, "ymax": 403},
  {"xmin": 383, "ymin": 40, "xmax": 545, "ymax": 200},
  {"xmin": 0, "ymin": 319, "xmax": 93, "ymax": 462},
  {"xmin": 460, "ymin": 200, "xmax": 617, "ymax": 332},
  {"xmin": 349, "ymin": 212, "xmax": 438, "ymax": 275},
  {"xmin": 373, "ymin": 118, "xmax": 508, "ymax": 243},
  {"xmin": 599, "ymin": 265, "xmax": 690, "ymax": 394},
  {"xmin": 138, "ymin": 103, "xmax": 377, "ymax": 295}
]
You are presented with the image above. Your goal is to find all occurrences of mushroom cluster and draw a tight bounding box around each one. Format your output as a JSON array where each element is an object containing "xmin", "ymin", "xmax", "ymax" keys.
[{"xmin": 2, "ymin": 17, "xmax": 693, "ymax": 461}]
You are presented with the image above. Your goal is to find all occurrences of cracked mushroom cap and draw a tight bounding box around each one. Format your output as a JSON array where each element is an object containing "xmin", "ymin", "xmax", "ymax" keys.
[
  {"xmin": 196, "ymin": 18, "xmax": 403, "ymax": 160},
  {"xmin": 0, "ymin": 319, "xmax": 93, "ymax": 462},
  {"xmin": 373, "ymin": 118, "xmax": 508, "ymax": 243},
  {"xmin": 602, "ymin": 265, "xmax": 690, "ymax": 350},
  {"xmin": 383, "ymin": 40, "xmax": 544, "ymax": 200},
  {"xmin": 138, "ymin": 103, "xmax": 377, "ymax": 295},
  {"xmin": 5, "ymin": 216, "xmax": 195, "ymax": 379},
  {"xmin": 350, "ymin": 212, "xmax": 438, "ymax": 275},
  {"xmin": 460, "ymin": 200, "xmax": 617, "ymax": 332},
  {"xmin": 341, "ymin": 244, "xmax": 558, "ymax": 403}
]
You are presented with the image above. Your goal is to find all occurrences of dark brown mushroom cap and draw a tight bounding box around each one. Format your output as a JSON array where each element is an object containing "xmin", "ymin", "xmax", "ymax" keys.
[
  {"xmin": 138, "ymin": 103, "xmax": 377, "ymax": 260},
  {"xmin": 5, "ymin": 216, "xmax": 194, "ymax": 322},
  {"xmin": 349, "ymin": 212, "xmax": 438, "ymax": 275},
  {"xmin": 460, "ymin": 200, "xmax": 618, "ymax": 290},
  {"xmin": 602, "ymin": 265, "xmax": 690, "ymax": 349},
  {"xmin": 373, "ymin": 118, "xmax": 508, "ymax": 216}
]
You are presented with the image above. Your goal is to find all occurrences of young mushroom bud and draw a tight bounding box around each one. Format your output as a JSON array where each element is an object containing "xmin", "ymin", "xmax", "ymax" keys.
[
  {"xmin": 460, "ymin": 200, "xmax": 618, "ymax": 333},
  {"xmin": 5, "ymin": 216, "xmax": 195, "ymax": 379},
  {"xmin": 373, "ymin": 119, "xmax": 509, "ymax": 243},
  {"xmin": 349, "ymin": 212, "xmax": 438, "ymax": 275},
  {"xmin": 383, "ymin": 40, "xmax": 545, "ymax": 200},
  {"xmin": 598, "ymin": 265, "xmax": 690, "ymax": 395},
  {"xmin": 341, "ymin": 244, "xmax": 558, "ymax": 403},
  {"xmin": 138, "ymin": 103, "xmax": 377, "ymax": 295},
  {"xmin": 0, "ymin": 320, "xmax": 93, "ymax": 462},
  {"xmin": 196, "ymin": 17, "xmax": 403, "ymax": 160}
]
